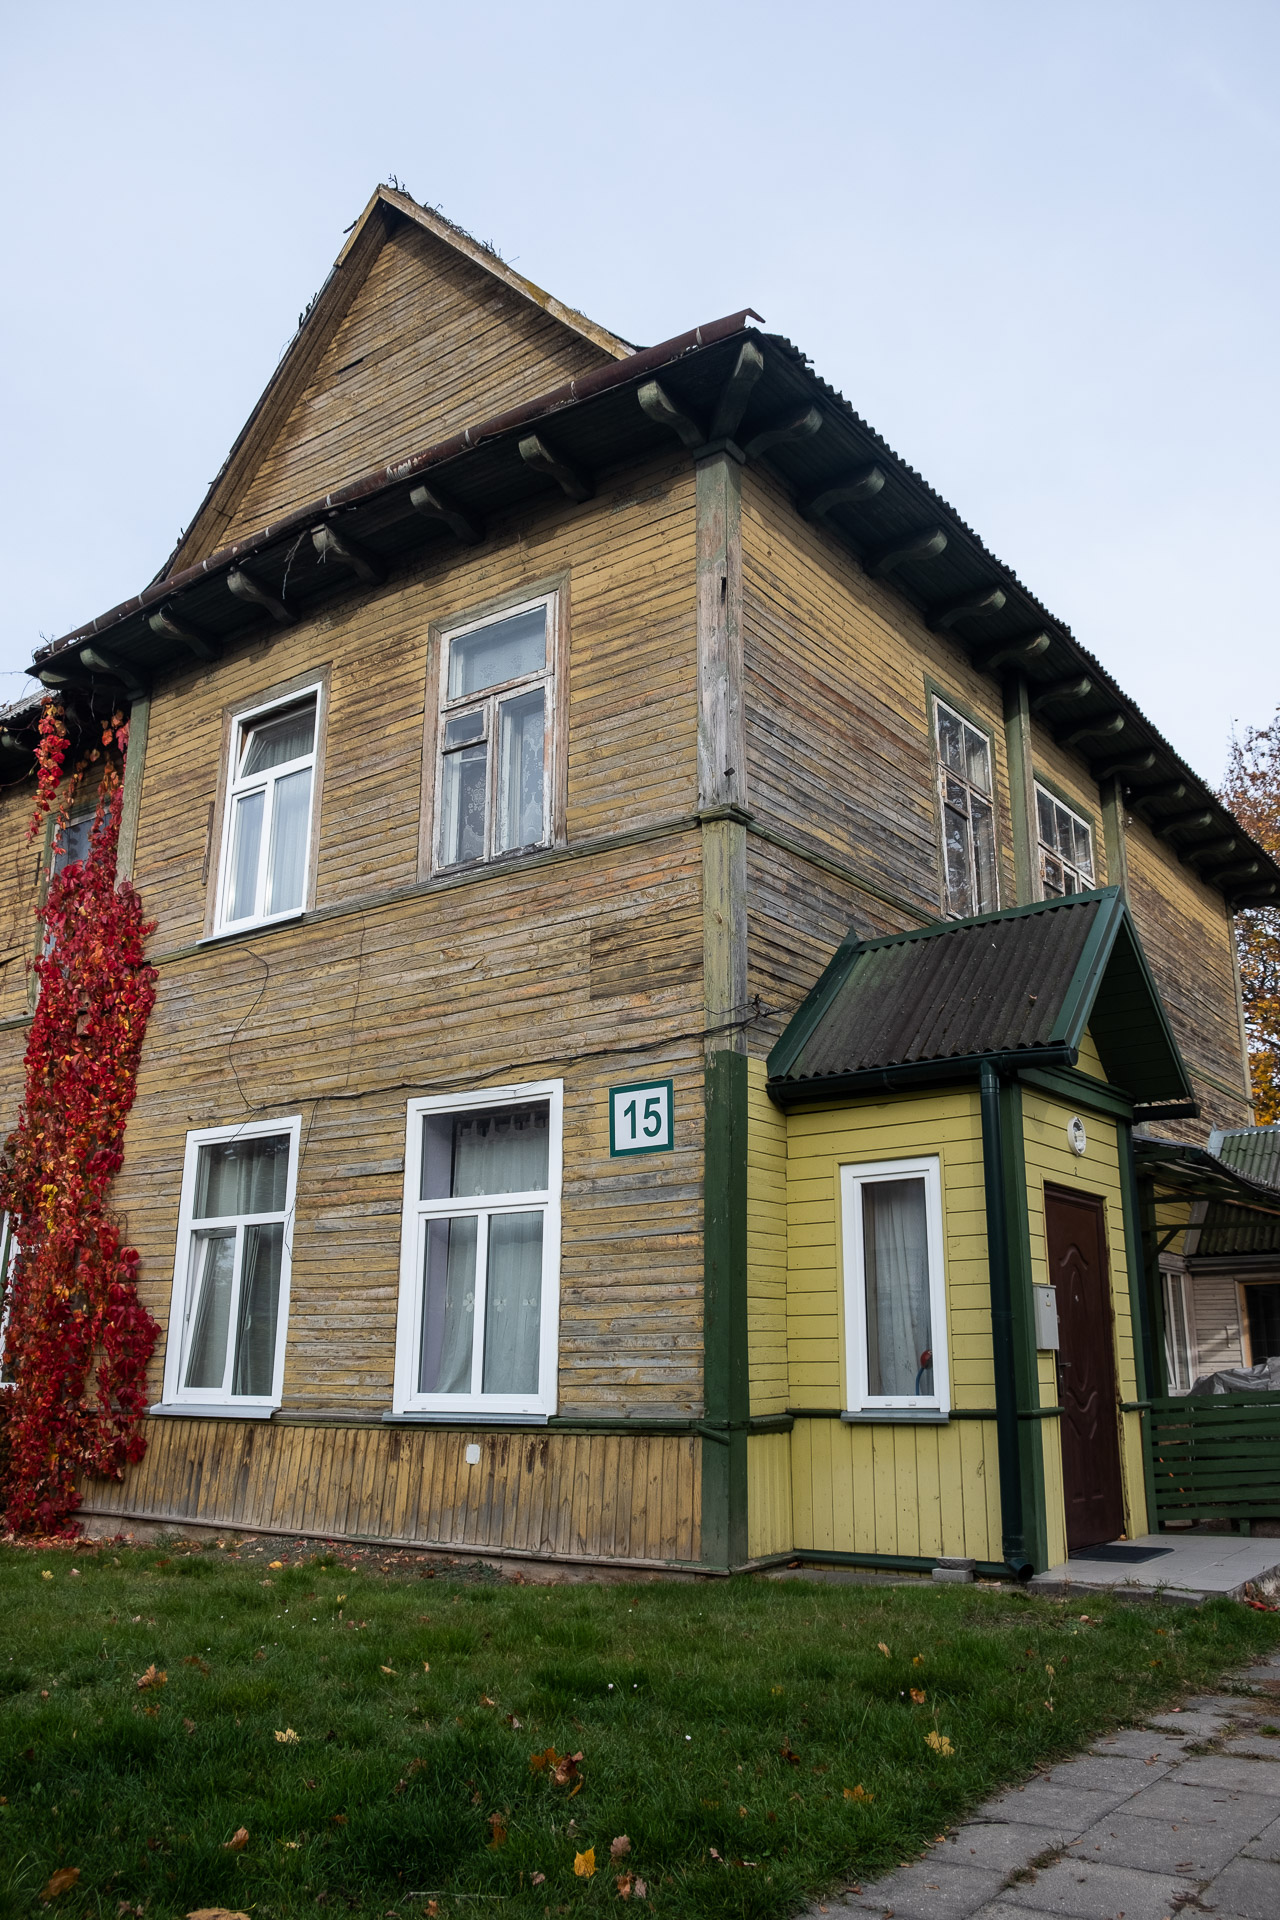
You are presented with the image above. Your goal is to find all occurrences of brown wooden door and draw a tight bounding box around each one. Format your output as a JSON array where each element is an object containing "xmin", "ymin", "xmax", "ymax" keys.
[{"xmin": 1045, "ymin": 1186, "xmax": 1125, "ymax": 1553}]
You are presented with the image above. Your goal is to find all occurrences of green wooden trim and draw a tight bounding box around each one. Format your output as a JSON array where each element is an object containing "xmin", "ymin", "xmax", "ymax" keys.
[
  {"xmin": 117, "ymin": 695, "xmax": 150, "ymax": 883},
  {"xmin": 1100, "ymin": 774, "xmax": 1129, "ymax": 899},
  {"xmin": 980, "ymin": 1062, "xmax": 1030, "ymax": 1575},
  {"xmin": 1118, "ymin": 1122, "xmax": 1159, "ymax": 1533},
  {"xmin": 1017, "ymin": 1064, "xmax": 1135, "ymax": 1121},
  {"xmin": 1001, "ymin": 1076, "xmax": 1049, "ymax": 1573},
  {"xmin": 770, "ymin": 1548, "xmax": 1014, "ymax": 1580},
  {"xmin": 1002, "ymin": 671, "xmax": 1036, "ymax": 904},
  {"xmin": 703, "ymin": 1050, "xmax": 749, "ymax": 1570}
]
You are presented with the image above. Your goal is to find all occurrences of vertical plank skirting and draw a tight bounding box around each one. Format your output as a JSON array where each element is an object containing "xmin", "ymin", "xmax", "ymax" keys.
[{"xmin": 78, "ymin": 1420, "xmax": 703, "ymax": 1569}]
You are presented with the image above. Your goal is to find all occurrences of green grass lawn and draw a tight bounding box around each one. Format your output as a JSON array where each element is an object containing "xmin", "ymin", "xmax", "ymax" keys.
[{"xmin": 1, "ymin": 1538, "xmax": 1277, "ymax": 1920}]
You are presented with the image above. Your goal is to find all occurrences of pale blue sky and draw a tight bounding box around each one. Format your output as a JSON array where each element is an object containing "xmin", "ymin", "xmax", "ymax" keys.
[{"xmin": 2, "ymin": 0, "xmax": 1276, "ymax": 784}]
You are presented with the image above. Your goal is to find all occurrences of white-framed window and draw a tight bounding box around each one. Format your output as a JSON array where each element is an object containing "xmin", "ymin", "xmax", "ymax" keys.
[
  {"xmin": 840, "ymin": 1155, "xmax": 950, "ymax": 1415},
  {"xmin": 393, "ymin": 1081, "xmax": 563, "ymax": 1419},
  {"xmin": 0, "ymin": 1214, "xmax": 18, "ymax": 1388},
  {"xmin": 434, "ymin": 595, "xmax": 556, "ymax": 869},
  {"xmin": 160, "ymin": 1118, "xmax": 300, "ymax": 1413},
  {"xmin": 934, "ymin": 699, "xmax": 997, "ymax": 918},
  {"xmin": 1162, "ymin": 1267, "xmax": 1193, "ymax": 1395},
  {"xmin": 216, "ymin": 688, "xmax": 321, "ymax": 931},
  {"xmin": 1035, "ymin": 785, "xmax": 1095, "ymax": 899},
  {"xmin": 51, "ymin": 811, "xmax": 93, "ymax": 880}
]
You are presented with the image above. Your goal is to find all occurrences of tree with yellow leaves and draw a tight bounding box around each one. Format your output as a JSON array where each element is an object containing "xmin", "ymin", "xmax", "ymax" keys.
[{"xmin": 1221, "ymin": 708, "xmax": 1280, "ymax": 1123}]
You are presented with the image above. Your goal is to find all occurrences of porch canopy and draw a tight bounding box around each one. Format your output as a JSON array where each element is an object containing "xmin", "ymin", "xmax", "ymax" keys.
[{"xmin": 767, "ymin": 887, "xmax": 1195, "ymax": 1117}]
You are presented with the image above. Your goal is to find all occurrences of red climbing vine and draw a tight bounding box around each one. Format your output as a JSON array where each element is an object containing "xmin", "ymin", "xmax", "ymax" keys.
[{"xmin": 0, "ymin": 701, "xmax": 159, "ymax": 1535}]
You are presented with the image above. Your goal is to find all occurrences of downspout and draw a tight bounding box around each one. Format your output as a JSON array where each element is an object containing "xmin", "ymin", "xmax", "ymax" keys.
[{"xmin": 980, "ymin": 1059, "xmax": 1033, "ymax": 1578}]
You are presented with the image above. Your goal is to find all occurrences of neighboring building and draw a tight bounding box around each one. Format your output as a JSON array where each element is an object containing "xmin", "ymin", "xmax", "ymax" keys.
[{"xmin": 2, "ymin": 186, "xmax": 1279, "ymax": 1573}]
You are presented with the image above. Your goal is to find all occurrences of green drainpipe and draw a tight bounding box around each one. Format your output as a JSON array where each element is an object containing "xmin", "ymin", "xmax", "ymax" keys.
[{"xmin": 980, "ymin": 1060, "xmax": 1034, "ymax": 1578}]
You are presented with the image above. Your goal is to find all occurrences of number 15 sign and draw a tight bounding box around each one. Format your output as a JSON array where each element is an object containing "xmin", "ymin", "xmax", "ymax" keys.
[{"xmin": 609, "ymin": 1078, "xmax": 674, "ymax": 1156}]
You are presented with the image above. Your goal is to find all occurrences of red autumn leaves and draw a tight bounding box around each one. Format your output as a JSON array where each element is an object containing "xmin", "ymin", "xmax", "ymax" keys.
[{"xmin": 0, "ymin": 709, "xmax": 160, "ymax": 1534}]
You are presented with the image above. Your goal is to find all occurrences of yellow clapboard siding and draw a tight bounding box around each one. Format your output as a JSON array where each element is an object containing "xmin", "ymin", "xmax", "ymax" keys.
[
  {"xmin": 746, "ymin": 1431, "xmax": 794, "ymax": 1559},
  {"xmin": 786, "ymin": 1416, "xmax": 1000, "ymax": 1563}
]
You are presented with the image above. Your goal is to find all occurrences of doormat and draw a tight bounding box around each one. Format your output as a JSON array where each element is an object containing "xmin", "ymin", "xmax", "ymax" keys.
[{"xmin": 1068, "ymin": 1544, "xmax": 1175, "ymax": 1565}]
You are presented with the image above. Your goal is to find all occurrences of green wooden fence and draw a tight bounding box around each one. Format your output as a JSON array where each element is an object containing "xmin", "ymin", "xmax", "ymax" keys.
[{"xmin": 1146, "ymin": 1393, "xmax": 1280, "ymax": 1527}]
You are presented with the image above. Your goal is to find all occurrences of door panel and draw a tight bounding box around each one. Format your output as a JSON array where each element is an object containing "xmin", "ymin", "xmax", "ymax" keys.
[{"xmin": 1046, "ymin": 1185, "xmax": 1125, "ymax": 1553}]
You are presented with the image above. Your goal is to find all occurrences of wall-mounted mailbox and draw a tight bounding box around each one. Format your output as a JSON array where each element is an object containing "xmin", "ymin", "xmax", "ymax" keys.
[{"xmin": 1033, "ymin": 1285, "xmax": 1060, "ymax": 1351}]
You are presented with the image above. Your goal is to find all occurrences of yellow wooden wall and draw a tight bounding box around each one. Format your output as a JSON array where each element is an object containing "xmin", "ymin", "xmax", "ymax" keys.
[
  {"xmin": 784, "ymin": 1087, "xmax": 1002, "ymax": 1561},
  {"xmin": 79, "ymin": 1419, "xmax": 700, "ymax": 1568},
  {"xmin": 746, "ymin": 1431, "xmax": 794, "ymax": 1560},
  {"xmin": 746, "ymin": 1057, "xmax": 788, "ymax": 1416},
  {"xmin": 1022, "ymin": 1071, "xmax": 1148, "ymax": 1543}
]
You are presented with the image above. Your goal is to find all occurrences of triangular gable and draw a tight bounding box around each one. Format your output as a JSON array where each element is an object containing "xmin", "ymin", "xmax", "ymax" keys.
[
  {"xmin": 768, "ymin": 889, "xmax": 1195, "ymax": 1111},
  {"xmin": 165, "ymin": 187, "xmax": 634, "ymax": 573}
]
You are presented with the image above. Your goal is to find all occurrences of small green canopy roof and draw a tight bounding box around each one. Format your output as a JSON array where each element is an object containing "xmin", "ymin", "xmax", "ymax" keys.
[{"xmin": 767, "ymin": 889, "xmax": 1195, "ymax": 1113}]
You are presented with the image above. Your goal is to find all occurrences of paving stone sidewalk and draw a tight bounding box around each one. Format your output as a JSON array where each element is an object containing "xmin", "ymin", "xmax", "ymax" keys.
[{"xmin": 799, "ymin": 1652, "xmax": 1280, "ymax": 1920}]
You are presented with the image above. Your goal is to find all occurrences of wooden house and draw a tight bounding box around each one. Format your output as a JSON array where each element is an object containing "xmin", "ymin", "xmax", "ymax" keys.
[{"xmin": 3, "ymin": 184, "xmax": 1279, "ymax": 1574}]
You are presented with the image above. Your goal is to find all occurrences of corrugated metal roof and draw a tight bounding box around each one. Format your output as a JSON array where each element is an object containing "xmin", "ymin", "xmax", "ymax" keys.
[
  {"xmin": 1209, "ymin": 1125, "xmax": 1280, "ymax": 1191},
  {"xmin": 769, "ymin": 888, "xmax": 1195, "ymax": 1107}
]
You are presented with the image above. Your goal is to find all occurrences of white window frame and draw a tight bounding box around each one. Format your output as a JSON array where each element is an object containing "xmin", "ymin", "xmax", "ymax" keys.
[
  {"xmin": 1034, "ymin": 783, "xmax": 1095, "ymax": 900},
  {"xmin": 0, "ymin": 1213, "xmax": 18, "ymax": 1388},
  {"xmin": 158, "ymin": 1116, "xmax": 301, "ymax": 1417},
  {"xmin": 433, "ymin": 593, "xmax": 557, "ymax": 872},
  {"xmin": 1162, "ymin": 1266, "xmax": 1193, "ymax": 1395},
  {"xmin": 840, "ymin": 1154, "xmax": 950, "ymax": 1416},
  {"xmin": 393, "ymin": 1080, "xmax": 563, "ymax": 1420},
  {"xmin": 214, "ymin": 685, "xmax": 322, "ymax": 934},
  {"xmin": 933, "ymin": 697, "xmax": 999, "ymax": 920}
]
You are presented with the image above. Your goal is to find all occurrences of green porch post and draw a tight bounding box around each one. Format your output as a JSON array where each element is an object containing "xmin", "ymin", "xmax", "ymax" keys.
[{"xmin": 702, "ymin": 1049, "xmax": 749, "ymax": 1569}]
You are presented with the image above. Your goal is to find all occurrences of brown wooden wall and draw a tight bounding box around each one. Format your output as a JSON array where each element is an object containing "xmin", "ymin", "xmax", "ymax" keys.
[{"xmin": 79, "ymin": 1417, "xmax": 701, "ymax": 1568}]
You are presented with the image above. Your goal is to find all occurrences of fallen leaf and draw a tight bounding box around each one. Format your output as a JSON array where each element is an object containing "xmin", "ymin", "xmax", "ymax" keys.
[
  {"xmin": 487, "ymin": 1812, "xmax": 508, "ymax": 1848},
  {"xmin": 281, "ymin": 1840, "xmax": 301, "ymax": 1849},
  {"xmin": 380, "ymin": 1666, "xmax": 397, "ymax": 1676},
  {"xmin": 336, "ymin": 1594, "xmax": 346, "ymax": 1602},
  {"xmin": 422, "ymin": 1662, "xmax": 430, "ymax": 1674},
  {"xmin": 331, "ymin": 1814, "xmax": 348, "ymax": 1826},
  {"xmin": 844, "ymin": 1784, "xmax": 874, "ymax": 1802},
  {"xmin": 770, "ymin": 1685, "xmax": 784, "ymax": 1696},
  {"xmin": 183, "ymin": 1655, "xmax": 211, "ymax": 1675},
  {"xmin": 780, "ymin": 1741, "xmax": 801, "ymax": 1765},
  {"xmin": 909, "ymin": 1689, "xmax": 927, "ymax": 1705},
  {"xmin": 925, "ymin": 1731, "xmax": 954, "ymax": 1756},
  {"xmin": 610, "ymin": 1836, "xmax": 631, "ymax": 1860},
  {"xmin": 616, "ymin": 1873, "xmax": 635, "ymax": 1898},
  {"xmin": 912, "ymin": 1655, "xmax": 924, "ymax": 1667},
  {"xmin": 480, "ymin": 1694, "xmax": 497, "ymax": 1707},
  {"xmin": 275, "ymin": 1728, "xmax": 300, "ymax": 1744},
  {"xmin": 260, "ymin": 1579, "xmax": 273, "ymax": 1588},
  {"xmin": 41, "ymin": 1868, "xmax": 79, "ymax": 1900},
  {"xmin": 41, "ymin": 1570, "xmax": 53, "ymax": 1582},
  {"xmin": 505, "ymin": 1713, "xmax": 523, "ymax": 1729},
  {"xmin": 187, "ymin": 1911, "xmax": 252, "ymax": 1919},
  {"xmin": 183, "ymin": 1718, "xmax": 196, "ymax": 1734},
  {"xmin": 634, "ymin": 1878, "xmax": 648, "ymax": 1898},
  {"xmin": 552, "ymin": 1751, "xmax": 583, "ymax": 1787},
  {"xmin": 136, "ymin": 1664, "xmax": 167, "ymax": 1691},
  {"xmin": 574, "ymin": 1848, "xmax": 596, "ymax": 1878},
  {"xmin": 269, "ymin": 1560, "xmax": 284, "ymax": 1569},
  {"xmin": 224, "ymin": 1826, "xmax": 250, "ymax": 1850},
  {"xmin": 877, "ymin": 1642, "xmax": 890, "ymax": 1658},
  {"xmin": 530, "ymin": 1873, "xmax": 545, "ymax": 1887},
  {"xmin": 424, "ymin": 1904, "xmax": 439, "ymax": 1918}
]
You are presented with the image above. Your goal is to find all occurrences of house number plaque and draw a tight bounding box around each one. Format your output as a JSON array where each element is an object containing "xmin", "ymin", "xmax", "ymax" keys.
[{"xmin": 609, "ymin": 1078, "xmax": 674, "ymax": 1156}]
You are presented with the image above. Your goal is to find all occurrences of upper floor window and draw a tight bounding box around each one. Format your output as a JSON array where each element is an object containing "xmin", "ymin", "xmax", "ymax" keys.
[
  {"xmin": 161, "ymin": 1119, "xmax": 300, "ymax": 1412},
  {"xmin": 393, "ymin": 1082, "xmax": 563, "ymax": 1418},
  {"xmin": 51, "ymin": 812, "xmax": 93, "ymax": 880},
  {"xmin": 840, "ymin": 1155, "xmax": 949, "ymax": 1417},
  {"xmin": 217, "ymin": 691, "xmax": 320, "ymax": 932},
  {"xmin": 934, "ymin": 699, "xmax": 997, "ymax": 918},
  {"xmin": 1036, "ymin": 785, "xmax": 1094, "ymax": 898},
  {"xmin": 434, "ymin": 597, "xmax": 555, "ymax": 869}
]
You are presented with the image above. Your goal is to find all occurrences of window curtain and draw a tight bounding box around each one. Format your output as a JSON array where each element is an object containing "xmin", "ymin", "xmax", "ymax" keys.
[
  {"xmin": 482, "ymin": 1212, "xmax": 543, "ymax": 1395},
  {"xmin": 231, "ymin": 1221, "xmax": 284, "ymax": 1396},
  {"xmin": 863, "ymin": 1178, "xmax": 932, "ymax": 1396},
  {"xmin": 266, "ymin": 766, "xmax": 313, "ymax": 913},
  {"xmin": 242, "ymin": 701, "xmax": 316, "ymax": 776},
  {"xmin": 419, "ymin": 1216, "xmax": 477, "ymax": 1394},
  {"xmin": 450, "ymin": 1107, "xmax": 549, "ymax": 1197},
  {"xmin": 195, "ymin": 1134, "xmax": 290, "ymax": 1218},
  {"xmin": 184, "ymin": 1230, "xmax": 235, "ymax": 1389}
]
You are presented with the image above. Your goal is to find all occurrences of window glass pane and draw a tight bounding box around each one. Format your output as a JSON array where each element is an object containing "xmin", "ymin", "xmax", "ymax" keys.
[
  {"xmin": 963, "ymin": 724, "xmax": 991, "ymax": 794},
  {"xmin": 441, "ymin": 742, "xmax": 488, "ymax": 864},
  {"xmin": 421, "ymin": 1103, "xmax": 550, "ymax": 1201},
  {"xmin": 971, "ymin": 795, "xmax": 997, "ymax": 911},
  {"xmin": 52, "ymin": 815, "xmax": 93, "ymax": 877},
  {"xmin": 448, "ymin": 607, "xmax": 546, "ymax": 700},
  {"xmin": 497, "ymin": 688, "xmax": 545, "ymax": 852},
  {"xmin": 943, "ymin": 795, "xmax": 972, "ymax": 916},
  {"xmin": 266, "ymin": 766, "xmax": 312, "ymax": 915},
  {"xmin": 231, "ymin": 1222, "xmax": 284, "ymax": 1396},
  {"xmin": 444, "ymin": 710, "xmax": 485, "ymax": 747},
  {"xmin": 241, "ymin": 700, "xmax": 316, "ymax": 777},
  {"xmin": 1041, "ymin": 852, "xmax": 1065, "ymax": 898},
  {"xmin": 936, "ymin": 705, "xmax": 963, "ymax": 773},
  {"xmin": 227, "ymin": 789, "xmax": 264, "ymax": 921},
  {"xmin": 1073, "ymin": 818, "xmax": 1094, "ymax": 881},
  {"xmin": 418, "ymin": 1216, "xmax": 477, "ymax": 1393},
  {"xmin": 195, "ymin": 1134, "xmax": 291, "ymax": 1218},
  {"xmin": 862, "ymin": 1177, "xmax": 932, "ymax": 1397},
  {"xmin": 1036, "ymin": 788, "xmax": 1056, "ymax": 850},
  {"xmin": 183, "ymin": 1230, "xmax": 235, "ymax": 1390},
  {"xmin": 482, "ymin": 1212, "xmax": 543, "ymax": 1395}
]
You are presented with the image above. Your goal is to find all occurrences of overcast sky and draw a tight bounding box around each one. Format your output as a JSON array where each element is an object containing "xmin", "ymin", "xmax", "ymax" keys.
[{"xmin": 3, "ymin": 0, "xmax": 1276, "ymax": 784}]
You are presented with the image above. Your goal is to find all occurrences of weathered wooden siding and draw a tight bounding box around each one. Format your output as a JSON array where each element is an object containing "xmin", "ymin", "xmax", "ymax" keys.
[
  {"xmin": 0, "ymin": 772, "xmax": 37, "ymax": 1031},
  {"xmin": 1123, "ymin": 819, "xmax": 1252, "ymax": 1136},
  {"xmin": 746, "ymin": 1430, "xmax": 794, "ymax": 1559},
  {"xmin": 746, "ymin": 1057, "xmax": 788, "ymax": 1416},
  {"xmin": 1022, "ymin": 1075, "xmax": 1148, "ymax": 1540},
  {"xmin": 790, "ymin": 1417, "xmax": 1002, "ymax": 1563},
  {"xmin": 80, "ymin": 1418, "xmax": 701, "ymax": 1567},
  {"xmin": 218, "ymin": 220, "xmax": 613, "ymax": 551},
  {"xmin": 1026, "ymin": 721, "xmax": 1110, "ymax": 886}
]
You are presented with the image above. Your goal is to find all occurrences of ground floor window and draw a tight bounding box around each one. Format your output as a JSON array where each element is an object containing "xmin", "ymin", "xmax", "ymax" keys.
[
  {"xmin": 393, "ymin": 1081, "xmax": 562, "ymax": 1418},
  {"xmin": 840, "ymin": 1155, "xmax": 949, "ymax": 1414},
  {"xmin": 1162, "ymin": 1267, "xmax": 1193, "ymax": 1393},
  {"xmin": 161, "ymin": 1118, "xmax": 300, "ymax": 1411}
]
